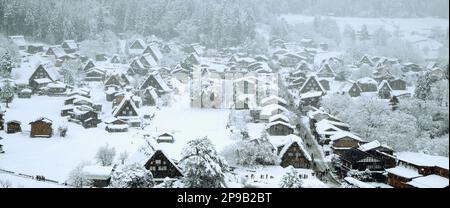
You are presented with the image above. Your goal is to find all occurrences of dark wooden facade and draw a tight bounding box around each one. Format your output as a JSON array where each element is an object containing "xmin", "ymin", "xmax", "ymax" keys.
[
  {"xmin": 7, "ymin": 121, "xmax": 22, "ymax": 134},
  {"xmin": 278, "ymin": 142, "xmax": 311, "ymax": 169},
  {"xmin": 29, "ymin": 119, "xmax": 53, "ymax": 138},
  {"xmin": 267, "ymin": 122, "xmax": 294, "ymax": 136},
  {"xmin": 144, "ymin": 150, "xmax": 183, "ymax": 179}
]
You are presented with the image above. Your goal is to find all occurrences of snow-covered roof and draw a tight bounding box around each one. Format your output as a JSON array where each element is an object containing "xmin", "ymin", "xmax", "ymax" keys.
[
  {"xmin": 49, "ymin": 46, "xmax": 66, "ymax": 58},
  {"xmin": 377, "ymin": 80, "xmax": 393, "ymax": 91},
  {"xmin": 407, "ymin": 175, "xmax": 449, "ymax": 188},
  {"xmin": 34, "ymin": 78, "xmax": 53, "ymax": 84},
  {"xmin": 329, "ymin": 131, "xmax": 363, "ymax": 142},
  {"xmin": 266, "ymin": 121, "xmax": 294, "ymax": 130},
  {"xmin": 82, "ymin": 165, "xmax": 113, "ymax": 180},
  {"xmin": 338, "ymin": 81, "xmax": 361, "ymax": 92},
  {"xmin": 300, "ymin": 76, "xmax": 326, "ymax": 93},
  {"xmin": 9, "ymin": 35, "xmax": 26, "ymax": 47},
  {"xmin": 146, "ymin": 45, "xmax": 163, "ymax": 61},
  {"xmin": 62, "ymin": 40, "xmax": 78, "ymax": 50},
  {"xmin": 112, "ymin": 94, "xmax": 139, "ymax": 118},
  {"xmin": 357, "ymin": 77, "xmax": 378, "ymax": 85},
  {"xmin": 300, "ymin": 91, "xmax": 323, "ymax": 99},
  {"xmin": 315, "ymin": 122, "xmax": 344, "ymax": 135},
  {"xmin": 396, "ymin": 152, "xmax": 449, "ymax": 169},
  {"xmin": 386, "ymin": 166, "xmax": 422, "ymax": 179},
  {"xmin": 260, "ymin": 104, "xmax": 288, "ymax": 116},
  {"xmin": 140, "ymin": 71, "xmax": 171, "ymax": 92},
  {"xmin": 47, "ymin": 82, "xmax": 66, "ymax": 89},
  {"xmin": 141, "ymin": 53, "xmax": 158, "ymax": 67},
  {"xmin": 269, "ymin": 114, "xmax": 290, "ymax": 123},
  {"xmin": 30, "ymin": 117, "xmax": 53, "ymax": 124},
  {"xmin": 344, "ymin": 177, "xmax": 375, "ymax": 188},
  {"xmin": 358, "ymin": 140, "xmax": 392, "ymax": 152},
  {"xmin": 260, "ymin": 95, "xmax": 287, "ymax": 106},
  {"xmin": 271, "ymin": 134, "xmax": 312, "ymax": 161},
  {"xmin": 126, "ymin": 139, "xmax": 182, "ymax": 175}
]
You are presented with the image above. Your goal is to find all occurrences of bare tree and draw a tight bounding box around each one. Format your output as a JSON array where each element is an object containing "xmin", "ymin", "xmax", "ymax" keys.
[
  {"xmin": 0, "ymin": 179, "xmax": 13, "ymax": 188},
  {"xmin": 95, "ymin": 144, "xmax": 116, "ymax": 166}
]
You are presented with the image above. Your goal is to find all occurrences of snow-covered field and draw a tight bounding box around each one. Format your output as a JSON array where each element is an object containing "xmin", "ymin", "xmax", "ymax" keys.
[{"xmin": 0, "ymin": 82, "xmax": 235, "ymax": 183}]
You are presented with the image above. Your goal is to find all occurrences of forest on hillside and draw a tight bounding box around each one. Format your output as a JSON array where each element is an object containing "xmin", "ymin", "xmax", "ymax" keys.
[{"xmin": 1, "ymin": 0, "xmax": 448, "ymax": 48}]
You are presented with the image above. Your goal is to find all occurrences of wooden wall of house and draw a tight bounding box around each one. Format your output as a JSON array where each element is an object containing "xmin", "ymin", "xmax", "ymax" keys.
[
  {"xmin": 280, "ymin": 143, "xmax": 310, "ymax": 169},
  {"xmin": 268, "ymin": 124, "xmax": 293, "ymax": 136},
  {"xmin": 332, "ymin": 138, "xmax": 360, "ymax": 148},
  {"xmin": 387, "ymin": 174, "xmax": 412, "ymax": 188},
  {"xmin": 30, "ymin": 122, "xmax": 52, "ymax": 137}
]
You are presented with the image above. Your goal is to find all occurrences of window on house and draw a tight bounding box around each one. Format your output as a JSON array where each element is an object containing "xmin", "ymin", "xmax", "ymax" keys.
[
  {"xmin": 159, "ymin": 166, "xmax": 167, "ymax": 171},
  {"xmin": 155, "ymin": 160, "xmax": 161, "ymax": 165},
  {"xmin": 149, "ymin": 166, "xmax": 157, "ymax": 171}
]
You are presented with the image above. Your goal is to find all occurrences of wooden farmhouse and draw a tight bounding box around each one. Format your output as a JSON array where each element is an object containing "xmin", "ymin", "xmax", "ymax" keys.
[
  {"xmin": 127, "ymin": 140, "xmax": 183, "ymax": 180},
  {"xmin": 61, "ymin": 40, "xmax": 78, "ymax": 53},
  {"xmin": 356, "ymin": 77, "xmax": 378, "ymax": 92},
  {"xmin": 299, "ymin": 76, "xmax": 326, "ymax": 94},
  {"xmin": 83, "ymin": 60, "xmax": 95, "ymax": 71},
  {"xmin": 29, "ymin": 117, "xmax": 53, "ymax": 138},
  {"xmin": 386, "ymin": 152, "xmax": 449, "ymax": 188},
  {"xmin": 338, "ymin": 81, "xmax": 362, "ymax": 97},
  {"xmin": 85, "ymin": 67, "xmax": 107, "ymax": 82},
  {"xmin": 378, "ymin": 80, "xmax": 393, "ymax": 99},
  {"xmin": 143, "ymin": 45, "xmax": 163, "ymax": 63},
  {"xmin": 28, "ymin": 64, "xmax": 55, "ymax": 90},
  {"xmin": 139, "ymin": 72, "xmax": 171, "ymax": 96},
  {"xmin": 272, "ymin": 135, "xmax": 312, "ymax": 169},
  {"xmin": 105, "ymin": 118, "xmax": 129, "ymax": 133},
  {"xmin": 317, "ymin": 63, "xmax": 336, "ymax": 78}
]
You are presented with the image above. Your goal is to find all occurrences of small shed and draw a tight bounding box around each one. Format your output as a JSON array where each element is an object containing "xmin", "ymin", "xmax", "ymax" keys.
[
  {"xmin": 29, "ymin": 118, "xmax": 53, "ymax": 138},
  {"xmin": 18, "ymin": 88, "xmax": 32, "ymax": 98},
  {"xmin": 157, "ymin": 133, "xmax": 175, "ymax": 144},
  {"xmin": 7, "ymin": 121, "xmax": 22, "ymax": 134}
]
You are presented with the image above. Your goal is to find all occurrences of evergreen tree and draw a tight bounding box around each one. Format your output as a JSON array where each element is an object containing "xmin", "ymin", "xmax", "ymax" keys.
[
  {"xmin": 415, "ymin": 72, "xmax": 433, "ymax": 100},
  {"xmin": 280, "ymin": 166, "xmax": 303, "ymax": 188},
  {"xmin": 180, "ymin": 137, "xmax": 228, "ymax": 188},
  {"xmin": 0, "ymin": 79, "xmax": 15, "ymax": 108},
  {"xmin": 0, "ymin": 52, "xmax": 13, "ymax": 77}
]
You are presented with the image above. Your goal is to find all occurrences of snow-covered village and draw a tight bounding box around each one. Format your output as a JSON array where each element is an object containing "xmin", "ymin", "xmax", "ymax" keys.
[{"xmin": 0, "ymin": 0, "xmax": 448, "ymax": 189}]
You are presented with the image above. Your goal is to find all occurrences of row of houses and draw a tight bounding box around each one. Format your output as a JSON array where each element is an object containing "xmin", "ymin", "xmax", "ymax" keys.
[
  {"xmin": 2, "ymin": 117, "xmax": 54, "ymax": 138},
  {"xmin": 307, "ymin": 107, "xmax": 449, "ymax": 188}
]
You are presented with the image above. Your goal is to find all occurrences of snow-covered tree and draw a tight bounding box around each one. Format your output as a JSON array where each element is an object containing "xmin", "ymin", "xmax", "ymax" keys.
[
  {"xmin": 222, "ymin": 133, "xmax": 279, "ymax": 167},
  {"xmin": 0, "ymin": 179, "xmax": 12, "ymax": 188},
  {"xmin": 67, "ymin": 163, "xmax": 90, "ymax": 188},
  {"xmin": 0, "ymin": 79, "xmax": 15, "ymax": 108},
  {"xmin": 110, "ymin": 163, "xmax": 154, "ymax": 188},
  {"xmin": 359, "ymin": 25, "xmax": 370, "ymax": 41},
  {"xmin": 180, "ymin": 137, "xmax": 228, "ymax": 188},
  {"xmin": 280, "ymin": 166, "xmax": 303, "ymax": 188},
  {"xmin": 372, "ymin": 27, "xmax": 390, "ymax": 46},
  {"xmin": 415, "ymin": 72, "xmax": 433, "ymax": 100},
  {"xmin": 0, "ymin": 52, "xmax": 13, "ymax": 77},
  {"xmin": 95, "ymin": 144, "xmax": 116, "ymax": 166}
]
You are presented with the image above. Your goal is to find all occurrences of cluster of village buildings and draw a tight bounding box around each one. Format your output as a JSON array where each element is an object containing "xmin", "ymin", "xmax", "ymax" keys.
[{"xmin": 0, "ymin": 35, "xmax": 448, "ymax": 188}]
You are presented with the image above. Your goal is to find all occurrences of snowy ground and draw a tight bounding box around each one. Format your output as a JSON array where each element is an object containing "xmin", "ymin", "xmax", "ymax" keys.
[
  {"xmin": 0, "ymin": 172, "xmax": 66, "ymax": 188},
  {"xmin": 231, "ymin": 166, "xmax": 328, "ymax": 188},
  {"xmin": 0, "ymin": 81, "xmax": 236, "ymax": 184},
  {"xmin": 143, "ymin": 82, "xmax": 234, "ymax": 160}
]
